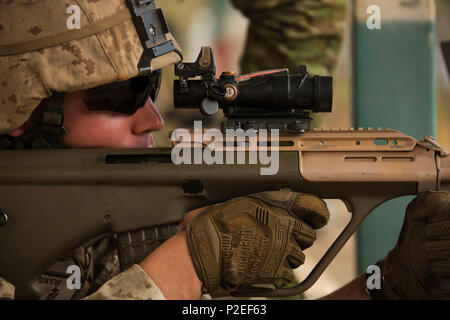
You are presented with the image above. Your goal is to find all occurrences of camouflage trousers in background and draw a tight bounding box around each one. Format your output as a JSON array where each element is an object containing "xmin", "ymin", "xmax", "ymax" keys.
[{"xmin": 232, "ymin": 0, "xmax": 347, "ymax": 75}]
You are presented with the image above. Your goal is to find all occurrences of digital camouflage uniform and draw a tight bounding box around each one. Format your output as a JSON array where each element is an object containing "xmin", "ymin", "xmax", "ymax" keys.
[{"xmin": 0, "ymin": 0, "xmax": 346, "ymax": 299}]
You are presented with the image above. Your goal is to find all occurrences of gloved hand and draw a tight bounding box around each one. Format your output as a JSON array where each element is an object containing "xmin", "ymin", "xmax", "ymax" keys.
[
  {"xmin": 382, "ymin": 190, "xmax": 450, "ymax": 299},
  {"xmin": 185, "ymin": 189, "xmax": 330, "ymax": 294}
]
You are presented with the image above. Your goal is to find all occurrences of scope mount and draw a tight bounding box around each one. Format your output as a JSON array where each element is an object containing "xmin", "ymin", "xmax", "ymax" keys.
[{"xmin": 221, "ymin": 109, "xmax": 312, "ymax": 133}]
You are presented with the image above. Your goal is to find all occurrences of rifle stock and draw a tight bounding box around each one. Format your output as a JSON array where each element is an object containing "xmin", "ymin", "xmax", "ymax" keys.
[{"xmin": 0, "ymin": 128, "xmax": 448, "ymax": 299}]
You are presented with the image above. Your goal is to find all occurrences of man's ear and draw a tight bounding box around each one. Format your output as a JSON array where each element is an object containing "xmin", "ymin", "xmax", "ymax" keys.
[
  {"xmin": 7, "ymin": 126, "xmax": 27, "ymax": 137},
  {"xmin": 7, "ymin": 102, "xmax": 44, "ymax": 137}
]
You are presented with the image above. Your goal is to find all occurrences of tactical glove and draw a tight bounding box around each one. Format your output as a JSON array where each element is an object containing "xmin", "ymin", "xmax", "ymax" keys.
[
  {"xmin": 382, "ymin": 190, "xmax": 450, "ymax": 299},
  {"xmin": 186, "ymin": 189, "xmax": 330, "ymax": 294}
]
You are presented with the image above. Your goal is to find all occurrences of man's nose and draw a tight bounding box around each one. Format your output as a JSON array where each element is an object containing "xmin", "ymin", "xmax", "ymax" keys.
[{"xmin": 132, "ymin": 97, "xmax": 164, "ymax": 134}]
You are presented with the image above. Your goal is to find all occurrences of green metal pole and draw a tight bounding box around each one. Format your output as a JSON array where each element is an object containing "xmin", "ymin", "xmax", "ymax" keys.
[
  {"xmin": 352, "ymin": 0, "xmax": 436, "ymax": 272},
  {"xmin": 213, "ymin": 0, "xmax": 229, "ymax": 36}
]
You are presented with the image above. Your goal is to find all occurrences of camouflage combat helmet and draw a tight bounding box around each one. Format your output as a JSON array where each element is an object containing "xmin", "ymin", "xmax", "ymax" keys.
[{"xmin": 0, "ymin": 0, "xmax": 182, "ymax": 137}]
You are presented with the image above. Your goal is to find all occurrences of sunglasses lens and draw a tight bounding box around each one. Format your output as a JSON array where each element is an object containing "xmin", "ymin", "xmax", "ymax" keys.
[{"xmin": 84, "ymin": 70, "xmax": 162, "ymax": 115}]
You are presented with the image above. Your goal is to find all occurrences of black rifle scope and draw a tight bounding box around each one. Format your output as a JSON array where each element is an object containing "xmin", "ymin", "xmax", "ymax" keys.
[
  {"xmin": 174, "ymin": 68, "xmax": 332, "ymax": 115},
  {"xmin": 173, "ymin": 47, "xmax": 333, "ymax": 132}
]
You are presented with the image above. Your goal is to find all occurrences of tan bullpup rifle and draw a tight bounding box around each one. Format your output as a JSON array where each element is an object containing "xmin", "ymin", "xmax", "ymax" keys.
[{"xmin": 0, "ymin": 47, "xmax": 448, "ymax": 299}]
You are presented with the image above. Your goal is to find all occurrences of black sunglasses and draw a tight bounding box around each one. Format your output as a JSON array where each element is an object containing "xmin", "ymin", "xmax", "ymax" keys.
[{"xmin": 83, "ymin": 70, "xmax": 162, "ymax": 115}]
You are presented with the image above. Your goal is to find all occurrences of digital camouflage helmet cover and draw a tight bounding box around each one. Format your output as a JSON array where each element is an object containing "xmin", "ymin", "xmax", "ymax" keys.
[{"xmin": 0, "ymin": 0, "xmax": 182, "ymax": 135}]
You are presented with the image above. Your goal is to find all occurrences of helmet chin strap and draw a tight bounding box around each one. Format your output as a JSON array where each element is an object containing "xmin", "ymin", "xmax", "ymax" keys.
[{"xmin": 0, "ymin": 93, "xmax": 67, "ymax": 149}]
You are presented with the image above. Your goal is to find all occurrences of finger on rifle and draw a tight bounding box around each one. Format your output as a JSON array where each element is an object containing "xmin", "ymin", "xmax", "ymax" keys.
[
  {"xmin": 286, "ymin": 242, "xmax": 306, "ymax": 269},
  {"xmin": 431, "ymin": 260, "xmax": 450, "ymax": 277},
  {"xmin": 423, "ymin": 240, "xmax": 450, "ymax": 260},
  {"xmin": 292, "ymin": 220, "xmax": 316, "ymax": 249},
  {"xmin": 290, "ymin": 193, "xmax": 330, "ymax": 229},
  {"xmin": 425, "ymin": 221, "xmax": 450, "ymax": 240},
  {"xmin": 409, "ymin": 190, "xmax": 449, "ymax": 221}
]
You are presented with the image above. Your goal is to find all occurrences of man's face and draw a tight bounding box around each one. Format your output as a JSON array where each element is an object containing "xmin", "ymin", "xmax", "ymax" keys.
[
  {"xmin": 9, "ymin": 90, "xmax": 165, "ymax": 148},
  {"xmin": 62, "ymin": 91, "xmax": 164, "ymax": 148}
]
